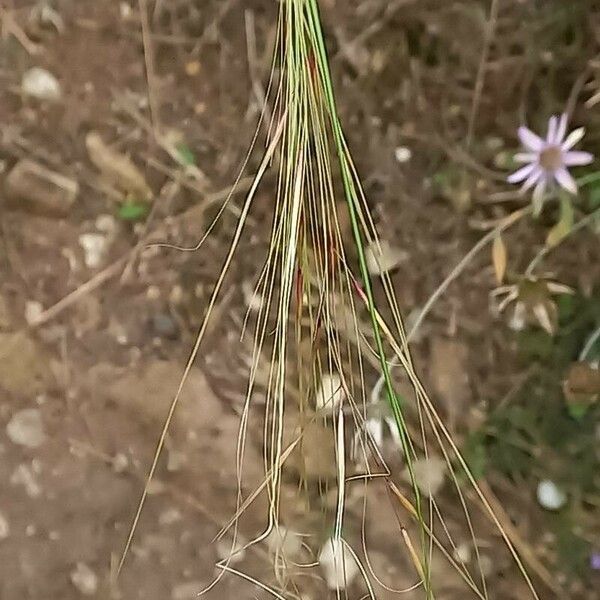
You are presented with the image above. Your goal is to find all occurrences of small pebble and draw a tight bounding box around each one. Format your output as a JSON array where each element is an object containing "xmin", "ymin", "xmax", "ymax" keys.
[
  {"xmin": 112, "ymin": 453, "xmax": 129, "ymax": 473},
  {"xmin": 22, "ymin": 67, "xmax": 61, "ymax": 101},
  {"xmin": 315, "ymin": 373, "xmax": 345, "ymax": 412},
  {"xmin": 537, "ymin": 479, "xmax": 567, "ymax": 511},
  {"xmin": 185, "ymin": 61, "xmax": 201, "ymax": 77},
  {"xmin": 24, "ymin": 301, "xmax": 44, "ymax": 326},
  {"xmin": 6, "ymin": 408, "xmax": 46, "ymax": 448},
  {"xmin": 146, "ymin": 285, "xmax": 161, "ymax": 301},
  {"xmin": 70, "ymin": 562, "xmax": 98, "ymax": 596},
  {"xmin": 394, "ymin": 146, "xmax": 412, "ymax": 163},
  {"xmin": 79, "ymin": 233, "xmax": 107, "ymax": 268},
  {"xmin": 169, "ymin": 285, "xmax": 183, "ymax": 305},
  {"xmin": 120, "ymin": 2, "xmax": 133, "ymax": 19},
  {"xmin": 0, "ymin": 510, "xmax": 10, "ymax": 539}
]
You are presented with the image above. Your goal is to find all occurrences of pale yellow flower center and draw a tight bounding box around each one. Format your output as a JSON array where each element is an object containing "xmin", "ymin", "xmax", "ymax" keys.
[{"xmin": 539, "ymin": 146, "xmax": 562, "ymax": 171}]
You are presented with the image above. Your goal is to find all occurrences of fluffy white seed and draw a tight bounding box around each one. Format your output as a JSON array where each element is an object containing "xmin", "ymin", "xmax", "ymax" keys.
[
  {"xmin": 410, "ymin": 456, "xmax": 446, "ymax": 498},
  {"xmin": 318, "ymin": 537, "xmax": 359, "ymax": 591},
  {"xmin": 315, "ymin": 373, "xmax": 345, "ymax": 412}
]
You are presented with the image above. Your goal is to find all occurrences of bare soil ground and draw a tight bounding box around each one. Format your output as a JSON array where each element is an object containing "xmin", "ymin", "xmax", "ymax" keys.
[{"xmin": 1, "ymin": 1, "xmax": 599, "ymax": 599}]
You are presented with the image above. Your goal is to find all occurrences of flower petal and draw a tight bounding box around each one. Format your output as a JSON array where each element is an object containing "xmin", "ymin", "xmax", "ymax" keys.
[
  {"xmin": 533, "ymin": 302, "xmax": 555, "ymax": 336},
  {"xmin": 546, "ymin": 116, "xmax": 558, "ymax": 144},
  {"xmin": 508, "ymin": 163, "xmax": 536, "ymax": 184},
  {"xmin": 514, "ymin": 152, "xmax": 538, "ymax": 163},
  {"xmin": 554, "ymin": 167, "xmax": 577, "ymax": 194},
  {"xmin": 562, "ymin": 150, "xmax": 594, "ymax": 166},
  {"xmin": 532, "ymin": 179, "xmax": 546, "ymax": 215},
  {"xmin": 555, "ymin": 114, "xmax": 568, "ymax": 144},
  {"xmin": 518, "ymin": 126, "xmax": 544, "ymax": 151},
  {"xmin": 521, "ymin": 166, "xmax": 544, "ymax": 191},
  {"xmin": 562, "ymin": 127, "xmax": 585, "ymax": 150}
]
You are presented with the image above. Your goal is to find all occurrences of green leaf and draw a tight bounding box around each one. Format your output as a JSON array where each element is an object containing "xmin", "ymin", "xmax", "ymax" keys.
[
  {"xmin": 517, "ymin": 329, "xmax": 554, "ymax": 360},
  {"xmin": 567, "ymin": 402, "xmax": 589, "ymax": 421},
  {"xmin": 175, "ymin": 142, "xmax": 196, "ymax": 167},
  {"xmin": 462, "ymin": 432, "xmax": 487, "ymax": 480},
  {"xmin": 588, "ymin": 186, "xmax": 600, "ymax": 210},
  {"xmin": 546, "ymin": 194, "xmax": 574, "ymax": 247},
  {"xmin": 117, "ymin": 199, "xmax": 149, "ymax": 221}
]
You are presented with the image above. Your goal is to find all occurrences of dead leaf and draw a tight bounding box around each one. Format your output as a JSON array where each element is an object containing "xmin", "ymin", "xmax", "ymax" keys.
[
  {"xmin": 492, "ymin": 233, "xmax": 507, "ymax": 284},
  {"xmin": 563, "ymin": 362, "xmax": 600, "ymax": 407},
  {"xmin": 85, "ymin": 132, "xmax": 152, "ymax": 200},
  {"xmin": 365, "ymin": 240, "xmax": 408, "ymax": 276}
]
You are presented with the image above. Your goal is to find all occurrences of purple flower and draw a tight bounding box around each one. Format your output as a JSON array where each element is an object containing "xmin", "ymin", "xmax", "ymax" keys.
[
  {"xmin": 591, "ymin": 552, "xmax": 600, "ymax": 571},
  {"xmin": 508, "ymin": 114, "xmax": 594, "ymax": 211}
]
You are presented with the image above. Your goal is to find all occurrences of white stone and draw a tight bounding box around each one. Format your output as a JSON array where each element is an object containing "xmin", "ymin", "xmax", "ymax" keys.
[
  {"xmin": 318, "ymin": 536, "xmax": 359, "ymax": 591},
  {"xmin": 6, "ymin": 408, "xmax": 46, "ymax": 448},
  {"xmin": 24, "ymin": 300, "xmax": 44, "ymax": 326},
  {"xmin": 315, "ymin": 373, "xmax": 345, "ymax": 412},
  {"xmin": 22, "ymin": 67, "xmax": 61, "ymax": 101},
  {"xmin": 394, "ymin": 146, "xmax": 412, "ymax": 163},
  {"xmin": 0, "ymin": 510, "xmax": 9, "ymax": 539},
  {"xmin": 537, "ymin": 480, "xmax": 567, "ymax": 511},
  {"xmin": 112, "ymin": 453, "xmax": 129, "ymax": 473},
  {"xmin": 79, "ymin": 233, "xmax": 107, "ymax": 268},
  {"xmin": 70, "ymin": 562, "xmax": 98, "ymax": 596}
]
